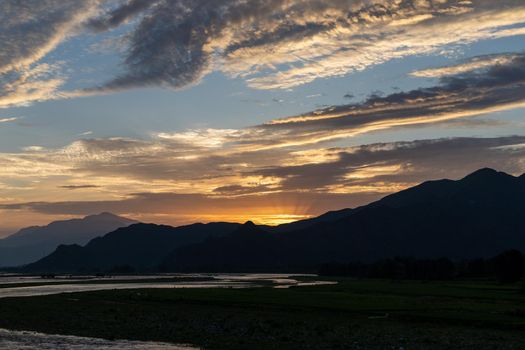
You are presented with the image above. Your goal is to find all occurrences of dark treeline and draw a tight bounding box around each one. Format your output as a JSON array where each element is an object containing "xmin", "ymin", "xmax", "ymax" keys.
[{"xmin": 319, "ymin": 250, "xmax": 525, "ymax": 283}]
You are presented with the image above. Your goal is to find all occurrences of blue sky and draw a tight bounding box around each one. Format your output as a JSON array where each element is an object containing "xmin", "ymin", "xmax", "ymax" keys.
[{"xmin": 1, "ymin": 0, "xmax": 525, "ymax": 234}]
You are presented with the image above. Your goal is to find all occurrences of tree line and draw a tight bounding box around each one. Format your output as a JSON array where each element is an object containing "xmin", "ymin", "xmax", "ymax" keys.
[{"xmin": 318, "ymin": 250, "xmax": 525, "ymax": 283}]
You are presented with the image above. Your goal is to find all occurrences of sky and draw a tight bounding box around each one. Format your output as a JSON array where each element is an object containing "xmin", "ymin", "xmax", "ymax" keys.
[{"xmin": 1, "ymin": 0, "xmax": 525, "ymax": 235}]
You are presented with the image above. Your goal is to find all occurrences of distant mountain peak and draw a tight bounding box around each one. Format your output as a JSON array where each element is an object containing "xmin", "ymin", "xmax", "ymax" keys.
[
  {"xmin": 96, "ymin": 212, "xmax": 118, "ymax": 217},
  {"xmin": 461, "ymin": 168, "xmax": 513, "ymax": 182},
  {"xmin": 229, "ymin": 221, "xmax": 264, "ymax": 237},
  {"xmin": 0, "ymin": 212, "xmax": 139, "ymax": 267},
  {"xmin": 84, "ymin": 212, "xmax": 136, "ymax": 222}
]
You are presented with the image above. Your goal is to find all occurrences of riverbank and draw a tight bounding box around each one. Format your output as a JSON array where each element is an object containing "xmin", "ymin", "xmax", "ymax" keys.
[{"xmin": 0, "ymin": 278, "xmax": 524, "ymax": 349}]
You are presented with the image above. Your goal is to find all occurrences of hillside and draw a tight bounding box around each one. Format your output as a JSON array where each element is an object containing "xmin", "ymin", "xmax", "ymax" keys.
[
  {"xmin": 24, "ymin": 169, "xmax": 525, "ymax": 273},
  {"xmin": 163, "ymin": 168, "xmax": 525, "ymax": 271},
  {"xmin": 25, "ymin": 222, "xmax": 241, "ymax": 272},
  {"xmin": 0, "ymin": 213, "xmax": 137, "ymax": 267}
]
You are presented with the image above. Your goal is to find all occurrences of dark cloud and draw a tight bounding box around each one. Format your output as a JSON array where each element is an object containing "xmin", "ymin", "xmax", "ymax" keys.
[
  {"xmin": 87, "ymin": 0, "xmax": 153, "ymax": 32},
  {"xmin": 58, "ymin": 185, "xmax": 101, "ymax": 190},
  {"xmin": 80, "ymin": 0, "xmax": 524, "ymax": 92},
  {"xmin": 0, "ymin": 0, "xmax": 98, "ymax": 107},
  {"xmin": 0, "ymin": 191, "xmax": 378, "ymax": 219},
  {"xmin": 212, "ymin": 184, "xmax": 274, "ymax": 196},
  {"xmin": 250, "ymin": 136, "xmax": 525, "ymax": 192},
  {"xmin": 262, "ymin": 53, "xmax": 525, "ymax": 145},
  {"xmin": 1, "ymin": 0, "xmax": 524, "ymax": 104},
  {"xmin": 0, "ymin": 0, "xmax": 96, "ymax": 73},
  {"xmin": 4, "ymin": 136, "xmax": 525, "ymax": 219}
]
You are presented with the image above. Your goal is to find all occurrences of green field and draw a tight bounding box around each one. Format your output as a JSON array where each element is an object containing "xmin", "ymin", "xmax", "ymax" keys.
[{"xmin": 0, "ymin": 278, "xmax": 524, "ymax": 349}]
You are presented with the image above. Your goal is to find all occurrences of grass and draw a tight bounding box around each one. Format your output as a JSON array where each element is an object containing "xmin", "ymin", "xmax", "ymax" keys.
[{"xmin": 0, "ymin": 278, "xmax": 524, "ymax": 349}]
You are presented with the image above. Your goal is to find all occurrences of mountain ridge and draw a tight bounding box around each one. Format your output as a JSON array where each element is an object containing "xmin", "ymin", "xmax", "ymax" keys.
[
  {"xmin": 0, "ymin": 213, "xmax": 137, "ymax": 267},
  {"xmin": 22, "ymin": 168, "xmax": 525, "ymax": 273}
]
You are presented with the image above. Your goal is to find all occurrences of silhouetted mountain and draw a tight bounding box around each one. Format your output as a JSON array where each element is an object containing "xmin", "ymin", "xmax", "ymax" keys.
[
  {"xmin": 24, "ymin": 169, "xmax": 525, "ymax": 273},
  {"xmin": 162, "ymin": 168, "xmax": 525, "ymax": 271},
  {"xmin": 0, "ymin": 213, "xmax": 137, "ymax": 267},
  {"xmin": 163, "ymin": 221, "xmax": 283, "ymax": 272},
  {"xmin": 25, "ymin": 222, "xmax": 241, "ymax": 272},
  {"xmin": 263, "ymin": 208, "xmax": 354, "ymax": 233}
]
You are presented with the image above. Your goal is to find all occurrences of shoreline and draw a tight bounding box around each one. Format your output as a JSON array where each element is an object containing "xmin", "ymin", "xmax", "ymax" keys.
[{"xmin": 0, "ymin": 278, "xmax": 523, "ymax": 349}]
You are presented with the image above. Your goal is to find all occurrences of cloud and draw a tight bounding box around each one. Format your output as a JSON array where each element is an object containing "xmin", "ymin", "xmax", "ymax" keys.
[
  {"xmin": 80, "ymin": 0, "xmax": 525, "ymax": 93},
  {"xmin": 410, "ymin": 53, "xmax": 521, "ymax": 78},
  {"xmin": 0, "ymin": 1, "xmax": 100, "ymax": 108},
  {"xmin": 22, "ymin": 146, "xmax": 45, "ymax": 152},
  {"xmin": 87, "ymin": 0, "xmax": 152, "ymax": 31},
  {"xmin": 2, "ymin": 1, "xmax": 525, "ymax": 105},
  {"xmin": 2, "ymin": 52, "xmax": 524, "ymax": 198},
  {"xmin": 256, "ymin": 53, "xmax": 525, "ymax": 147},
  {"xmin": 0, "ymin": 191, "xmax": 364, "ymax": 227},
  {"xmin": 0, "ymin": 0, "xmax": 99, "ymax": 74},
  {"xmin": 157, "ymin": 128, "xmax": 242, "ymax": 149},
  {"xmin": 250, "ymin": 136, "xmax": 525, "ymax": 192},
  {"xmin": 0, "ymin": 63, "xmax": 66, "ymax": 108},
  {"xmin": 1, "ymin": 52, "xmax": 524, "ymax": 195},
  {"xmin": 58, "ymin": 185, "xmax": 101, "ymax": 190},
  {"xmin": 0, "ymin": 117, "xmax": 17, "ymax": 123},
  {"xmin": 2, "ymin": 136, "xmax": 525, "ymax": 227}
]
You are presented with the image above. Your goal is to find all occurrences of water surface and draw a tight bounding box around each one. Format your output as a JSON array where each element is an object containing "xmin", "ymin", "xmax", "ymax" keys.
[
  {"xmin": 0, "ymin": 274, "xmax": 337, "ymax": 349},
  {"xmin": 0, "ymin": 329, "xmax": 197, "ymax": 350},
  {"xmin": 0, "ymin": 273, "xmax": 334, "ymax": 298}
]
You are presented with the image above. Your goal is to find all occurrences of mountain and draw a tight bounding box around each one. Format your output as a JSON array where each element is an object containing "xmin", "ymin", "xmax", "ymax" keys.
[
  {"xmin": 24, "ymin": 222, "xmax": 241, "ymax": 272},
  {"xmin": 162, "ymin": 221, "xmax": 283, "ymax": 272},
  {"xmin": 0, "ymin": 213, "xmax": 137, "ymax": 267},
  {"xmin": 263, "ymin": 208, "xmax": 354, "ymax": 233},
  {"xmin": 162, "ymin": 168, "xmax": 525, "ymax": 271},
  {"xmin": 24, "ymin": 168, "xmax": 525, "ymax": 273}
]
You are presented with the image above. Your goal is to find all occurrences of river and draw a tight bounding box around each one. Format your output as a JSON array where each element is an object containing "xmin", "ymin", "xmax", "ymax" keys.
[
  {"xmin": 0, "ymin": 329, "xmax": 198, "ymax": 350},
  {"xmin": 0, "ymin": 273, "xmax": 336, "ymax": 349}
]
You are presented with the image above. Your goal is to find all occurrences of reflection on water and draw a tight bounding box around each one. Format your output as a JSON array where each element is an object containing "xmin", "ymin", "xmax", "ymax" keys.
[
  {"xmin": 0, "ymin": 281, "xmax": 251, "ymax": 298},
  {"xmin": 273, "ymin": 281, "xmax": 338, "ymax": 289},
  {"xmin": 0, "ymin": 329, "xmax": 198, "ymax": 350},
  {"xmin": 0, "ymin": 273, "xmax": 336, "ymax": 298},
  {"xmin": 0, "ymin": 274, "xmax": 337, "ymax": 349}
]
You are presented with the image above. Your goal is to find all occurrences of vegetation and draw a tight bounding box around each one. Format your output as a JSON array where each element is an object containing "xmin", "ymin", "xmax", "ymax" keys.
[
  {"xmin": 319, "ymin": 250, "xmax": 525, "ymax": 283},
  {"xmin": 0, "ymin": 278, "xmax": 524, "ymax": 349},
  {"xmin": 493, "ymin": 250, "xmax": 524, "ymax": 283}
]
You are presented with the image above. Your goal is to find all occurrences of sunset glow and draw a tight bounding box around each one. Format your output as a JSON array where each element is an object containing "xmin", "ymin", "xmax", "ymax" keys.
[{"xmin": 0, "ymin": 1, "xmax": 525, "ymax": 234}]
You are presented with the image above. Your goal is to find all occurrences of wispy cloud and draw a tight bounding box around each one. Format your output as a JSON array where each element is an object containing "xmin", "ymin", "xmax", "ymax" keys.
[
  {"xmin": 0, "ymin": 1, "xmax": 102, "ymax": 108},
  {"xmin": 0, "ymin": 0, "xmax": 98, "ymax": 74},
  {"xmin": 410, "ymin": 53, "xmax": 520, "ymax": 78},
  {"xmin": 2, "ymin": 136, "xmax": 525, "ymax": 226},
  {"xmin": 78, "ymin": 0, "xmax": 525, "ymax": 93},
  {"xmin": 59, "ymin": 184, "xmax": 100, "ymax": 190},
  {"xmin": 0, "ymin": 63, "xmax": 66, "ymax": 108},
  {"xmin": 1, "ymin": 53, "xmax": 523, "ymax": 198},
  {"xmin": 78, "ymin": 131, "xmax": 94, "ymax": 137},
  {"xmin": 0, "ymin": 117, "xmax": 17, "ymax": 123},
  {"xmin": 257, "ymin": 53, "xmax": 525, "ymax": 147},
  {"xmin": 2, "ymin": 1, "xmax": 525, "ymax": 106},
  {"xmin": 2, "ymin": 49, "xmax": 521, "ymax": 206}
]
